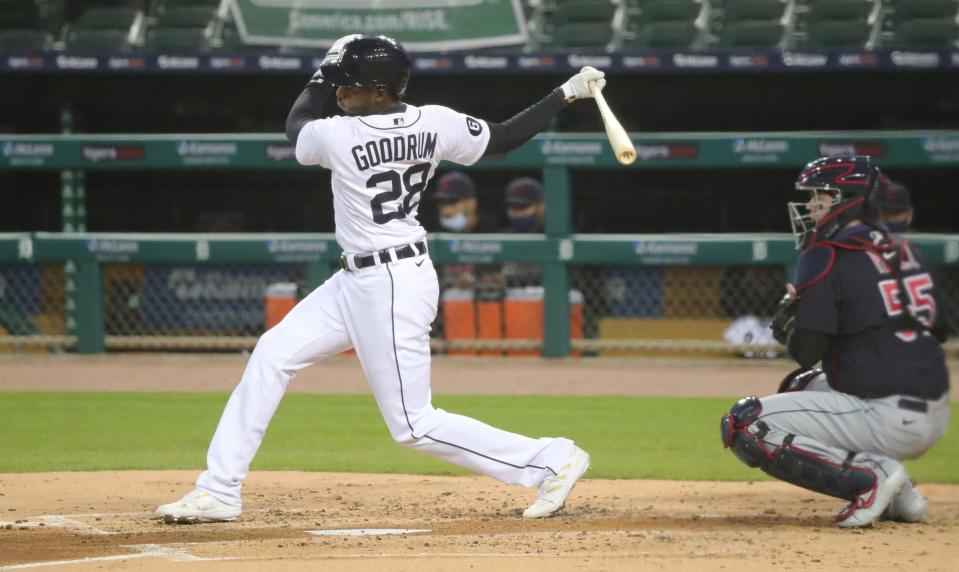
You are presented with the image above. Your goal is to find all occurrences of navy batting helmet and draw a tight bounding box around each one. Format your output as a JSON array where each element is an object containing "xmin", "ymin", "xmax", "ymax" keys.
[
  {"xmin": 319, "ymin": 35, "xmax": 411, "ymax": 98},
  {"xmin": 788, "ymin": 155, "xmax": 888, "ymax": 248}
]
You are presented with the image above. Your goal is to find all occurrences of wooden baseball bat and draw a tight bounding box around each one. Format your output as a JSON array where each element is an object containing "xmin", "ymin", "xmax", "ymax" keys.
[{"xmin": 589, "ymin": 80, "xmax": 636, "ymax": 166}]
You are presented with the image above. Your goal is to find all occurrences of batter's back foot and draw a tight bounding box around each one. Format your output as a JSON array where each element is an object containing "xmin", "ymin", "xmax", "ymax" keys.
[{"xmin": 523, "ymin": 445, "xmax": 590, "ymax": 519}]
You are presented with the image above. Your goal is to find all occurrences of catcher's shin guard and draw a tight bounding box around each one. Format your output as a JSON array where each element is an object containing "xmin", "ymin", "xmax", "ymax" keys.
[{"xmin": 721, "ymin": 396, "xmax": 877, "ymax": 502}]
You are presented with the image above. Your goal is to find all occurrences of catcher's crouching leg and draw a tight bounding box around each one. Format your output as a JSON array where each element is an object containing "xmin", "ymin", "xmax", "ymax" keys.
[{"xmin": 720, "ymin": 396, "xmax": 876, "ymax": 502}]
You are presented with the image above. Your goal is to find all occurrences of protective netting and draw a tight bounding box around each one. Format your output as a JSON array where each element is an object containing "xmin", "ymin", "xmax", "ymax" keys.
[
  {"xmin": 0, "ymin": 262, "xmax": 68, "ymax": 349},
  {"xmin": 1, "ymin": 260, "xmax": 957, "ymax": 357}
]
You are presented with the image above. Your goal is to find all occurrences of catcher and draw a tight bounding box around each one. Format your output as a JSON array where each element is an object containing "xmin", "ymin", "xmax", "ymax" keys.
[{"xmin": 720, "ymin": 155, "xmax": 951, "ymax": 527}]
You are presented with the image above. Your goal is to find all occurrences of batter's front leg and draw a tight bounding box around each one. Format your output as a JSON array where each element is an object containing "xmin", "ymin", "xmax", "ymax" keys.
[{"xmin": 195, "ymin": 273, "xmax": 353, "ymax": 506}]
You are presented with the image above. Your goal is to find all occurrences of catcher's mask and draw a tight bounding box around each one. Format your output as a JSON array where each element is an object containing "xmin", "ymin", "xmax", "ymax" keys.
[
  {"xmin": 319, "ymin": 34, "xmax": 411, "ymax": 99},
  {"xmin": 789, "ymin": 155, "xmax": 887, "ymax": 249}
]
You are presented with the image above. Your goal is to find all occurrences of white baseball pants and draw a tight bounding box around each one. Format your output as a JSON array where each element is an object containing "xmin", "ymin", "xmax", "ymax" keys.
[{"xmin": 195, "ymin": 251, "xmax": 573, "ymax": 507}]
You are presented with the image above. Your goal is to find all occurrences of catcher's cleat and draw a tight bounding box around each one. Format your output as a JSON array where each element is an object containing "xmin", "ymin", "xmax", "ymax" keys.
[
  {"xmin": 523, "ymin": 446, "xmax": 590, "ymax": 519},
  {"xmin": 836, "ymin": 462, "xmax": 907, "ymax": 528},
  {"xmin": 882, "ymin": 480, "xmax": 928, "ymax": 523},
  {"xmin": 156, "ymin": 489, "xmax": 241, "ymax": 524}
]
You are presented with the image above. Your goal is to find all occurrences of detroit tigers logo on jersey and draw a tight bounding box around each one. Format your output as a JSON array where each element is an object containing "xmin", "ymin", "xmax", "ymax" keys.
[{"xmin": 294, "ymin": 104, "xmax": 490, "ymax": 254}]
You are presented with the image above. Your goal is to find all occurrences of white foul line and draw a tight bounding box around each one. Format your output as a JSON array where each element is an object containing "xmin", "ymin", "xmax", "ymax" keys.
[{"xmin": 0, "ymin": 544, "xmax": 199, "ymax": 571}]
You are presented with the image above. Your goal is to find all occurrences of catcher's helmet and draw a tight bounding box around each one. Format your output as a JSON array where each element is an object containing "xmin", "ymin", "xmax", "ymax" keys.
[
  {"xmin": 788, "ymin": 155, "xmax": 888, "ymax": 249},
  {"xmin": 319, "ymin": 35, "xmax": 411, "ymax": 98}
]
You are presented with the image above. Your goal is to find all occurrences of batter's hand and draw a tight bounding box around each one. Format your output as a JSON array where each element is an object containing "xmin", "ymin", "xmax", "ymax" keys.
[{"xmin": 560, "ymin": 66, "xmax": 606, "ymax": 103}]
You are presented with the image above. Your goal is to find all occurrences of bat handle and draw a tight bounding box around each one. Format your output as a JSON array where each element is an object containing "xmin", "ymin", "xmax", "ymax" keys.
[{"xmin": 588, "ymin": 80, "xmax": 603, "ymax": 100}]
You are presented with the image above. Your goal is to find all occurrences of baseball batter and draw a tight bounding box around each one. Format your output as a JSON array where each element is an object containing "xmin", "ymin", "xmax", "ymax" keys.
[
  {"xmin": 157, "ymin": 34, "xmax": 605, "ymax": 523},
  {"xmin": 721, "ymin": 156, "xmax": 951, "ymax": 527}
]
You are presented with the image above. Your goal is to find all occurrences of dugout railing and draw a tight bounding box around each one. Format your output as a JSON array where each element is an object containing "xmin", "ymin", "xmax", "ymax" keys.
[{"xmin": 1, "ymin": 232, "xmax": 957, "ymax": 357}]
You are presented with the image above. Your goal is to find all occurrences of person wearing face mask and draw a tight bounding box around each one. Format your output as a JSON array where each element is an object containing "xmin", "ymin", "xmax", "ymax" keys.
[
  {"xmin": 432, "ymin": 171, "xmax": 501, "ymax": 290},
  {"xmin": 504, "ymin": 177, "xmax": 545, "ymax": 233},
  {"xmin": 501, "ymin": 177, "xmax": 546, "ymax": 289},
  {"xmin": 434, "ymin": 171, "xmax": 481, "ymax": 233}
]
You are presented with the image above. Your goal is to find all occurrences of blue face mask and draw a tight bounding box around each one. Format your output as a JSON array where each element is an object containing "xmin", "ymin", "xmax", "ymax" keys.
[
  {"xmin": 439, "ymin": 212, "xmax": 470, "ymax": 232},
  {"xmin": 508, "ymin": 214, "xmax": 539, "ymax": 232}
]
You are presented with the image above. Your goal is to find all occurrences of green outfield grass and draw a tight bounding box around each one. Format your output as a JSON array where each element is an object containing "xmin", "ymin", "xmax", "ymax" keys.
[{"xmin": 0, "ymin": 392, "xmax": 955, "ymax": 482}]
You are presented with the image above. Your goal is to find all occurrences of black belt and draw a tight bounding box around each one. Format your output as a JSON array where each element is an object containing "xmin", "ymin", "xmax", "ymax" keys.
[
  {"xmin": 340, "ymin": 240, "xmax": 426, "ymax": 272},
  {"xmin": 898, "ymin": 398, "xmax": 928, "ymax": 413}
]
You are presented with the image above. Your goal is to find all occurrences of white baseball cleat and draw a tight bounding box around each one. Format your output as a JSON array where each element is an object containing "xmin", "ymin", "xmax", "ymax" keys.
[
  {"xmin": 836, "ymin": 462, "xmax": 907, "ymax": 528},
  {"xmin": 523, "ymin": 446, "xmax": 590, "ymax": 519},
  {"xmin": 156, "ymin": 489, "xmax": 241, "ymax": 524},
  {"xmin": 883, "ymin": 480, "xmax": 928, "ymax": 523}
]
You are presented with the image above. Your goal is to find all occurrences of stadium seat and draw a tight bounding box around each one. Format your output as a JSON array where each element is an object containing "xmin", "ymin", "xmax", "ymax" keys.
[
  {"xmin": 0, "ymin": 29, "xmax": 51, "ymax": 50},
  {"xmin": 799, "ymin": 0, "xmax": 875, "ymax": 48},
  {"xmin": 632, "ymin": 0, "xmax": 702, "ymax": 22},
  {"xmin": 66, "ymin": 29, "xmax": 131, "ymax": 51},
  {"xmin": 620, "ymin": 0, "xmax": 703, "ymax": 49},
  {"xmin": 722, "ymin": 0, "xmax": 787, "ymax": 22},
  {"xmin": 156, "ymin": 0, "xmax": 221, "ymax": 10},
  {"xmin": 65, "ymin": 7, "xmax": 141, "ymax": 51},
  {"xmin": 888, "ymin": 0, "xmax": 958, "ymax": 20},
  {"xmin": 805, "ymin": 0, "xmax": 873, "ymax": 21},
  {"xmin": 542, "ymin": 0, "xmax": 617, "ymax": 48},
  {"xmin": 709, "ymin": 0, "xmax": 786, "ymax": 48},
  {"xmin": 889, "ymin": 18, "xmax": 958, "ymax": 47},
  {"xmin": 881, "ymin": 0, "xmax": 959, "ymax": 47},
  {"xmin": 72, "ymin": 6, "xmax": 140, "ymax": 30},
  {"xmin": 716, "ymin": 20, "xmax": 785, "ymax": 47},
  {"xmin": 624, "ymin": 21, "xmax": 700, "ymax": 48},
  {"xmin": 0, "ymin": 0, "xmax": 40, "ymax": 30},
  {"xmin": 145, "ymin": 27, "xmax": 208, "ymax": 52},
  {"xmin": 806, "ymin": 18, "xmax": 872, "ymax": 47},
  {"xmin": 155, "ymin": 7, "xmax": 216, "ymax": 29},
  {"xmin": 0, "ymin": 0, "xmax": 46, "ymax": 52}
]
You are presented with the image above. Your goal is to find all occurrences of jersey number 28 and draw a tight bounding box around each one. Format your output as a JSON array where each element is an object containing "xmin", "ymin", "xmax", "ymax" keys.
[
  {"xmin": 367, "ymin": 163, "xmax": 431, "ymax": 224},
  {"xmin": 877, "ymin": 273, "xmax": 937, "ymax": 342}
]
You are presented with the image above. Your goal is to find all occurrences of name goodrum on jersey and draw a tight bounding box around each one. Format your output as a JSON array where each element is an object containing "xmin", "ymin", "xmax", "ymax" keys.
[{"xmin": 351, "ymin": 132, "xmax": 438, "ymax": 171}]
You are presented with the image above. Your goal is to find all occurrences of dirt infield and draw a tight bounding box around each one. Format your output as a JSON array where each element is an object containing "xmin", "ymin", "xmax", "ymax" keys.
[
  {"xmin": 1, "ymin": 472, "xmax": 958, "ymax": 571},
  {"xmin": 1, "ymin": 354, "xmax": 957, "ymax": 570}
]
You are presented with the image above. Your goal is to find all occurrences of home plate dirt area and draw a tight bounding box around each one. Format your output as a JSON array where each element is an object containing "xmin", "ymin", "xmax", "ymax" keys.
[{"xmin": 1, "ymin": 471, "xmax": 957, "ymax": 571}]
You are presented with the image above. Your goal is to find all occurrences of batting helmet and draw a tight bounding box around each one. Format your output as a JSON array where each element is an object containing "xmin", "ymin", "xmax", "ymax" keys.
[
  {"xmin": 319, "ymin": 35, "xmax": 411, "ymax": 98},
  {"xmin": 788, "ymin": 155, "xmax": 887, "ymax": 248}
]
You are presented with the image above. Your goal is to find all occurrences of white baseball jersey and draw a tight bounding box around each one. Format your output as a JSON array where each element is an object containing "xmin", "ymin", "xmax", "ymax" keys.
[{"xmin": 295, "ymin": 104, "xmax": 490, "ymax": 254}]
